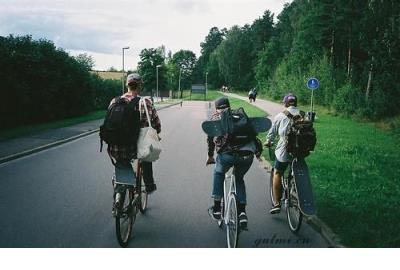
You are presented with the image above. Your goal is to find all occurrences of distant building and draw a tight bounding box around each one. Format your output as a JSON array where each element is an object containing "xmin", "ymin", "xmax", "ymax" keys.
[{"xmin": 91, "ymin": 71, "xmax": 125, "ymax": 80}]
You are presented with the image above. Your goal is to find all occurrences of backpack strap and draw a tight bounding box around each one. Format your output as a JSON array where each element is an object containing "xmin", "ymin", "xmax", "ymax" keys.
[
  {"xmin": 283, "ymin": 110, "xmax": 293, "ymax": 118},
  {"xmin": 139, "ymin": 97, "xmax": 152, "ymax": 127}
]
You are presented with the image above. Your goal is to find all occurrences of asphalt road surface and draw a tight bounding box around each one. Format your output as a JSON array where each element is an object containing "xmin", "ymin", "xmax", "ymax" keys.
[{"xmin": 0, "ymin": 101, "xmax": 329, "ymax": 248}]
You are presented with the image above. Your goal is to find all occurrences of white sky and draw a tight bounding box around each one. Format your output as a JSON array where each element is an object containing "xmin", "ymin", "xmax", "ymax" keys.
[{"xmin": 0, "ymin": 0, "xmax": 291, "ymax": 71}]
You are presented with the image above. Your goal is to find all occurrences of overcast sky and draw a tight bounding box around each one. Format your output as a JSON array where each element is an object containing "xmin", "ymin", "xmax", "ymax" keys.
[{"xmin": 0, "ymin": 0, "xmax": 291, "ymax": 71}]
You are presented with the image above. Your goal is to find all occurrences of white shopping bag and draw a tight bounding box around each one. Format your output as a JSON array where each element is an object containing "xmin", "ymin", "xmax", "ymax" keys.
[{"xmin": 137, "ymin": 98, "xmax": 162, "ymax": 162}]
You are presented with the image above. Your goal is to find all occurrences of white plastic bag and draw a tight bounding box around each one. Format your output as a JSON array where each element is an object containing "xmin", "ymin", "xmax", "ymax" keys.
[{"xmin": 137, "ymin": 98, "xmax": 162, "ymax": 162}]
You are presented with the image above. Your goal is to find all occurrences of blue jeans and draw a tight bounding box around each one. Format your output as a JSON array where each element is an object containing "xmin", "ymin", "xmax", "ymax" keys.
[{"xmin": 212, "ymin": 152, "xmax": 254, "ymax": 204}]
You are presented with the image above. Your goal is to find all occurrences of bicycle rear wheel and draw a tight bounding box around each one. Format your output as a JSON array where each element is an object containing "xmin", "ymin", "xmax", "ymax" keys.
[
  {"xmin": 286, "ymin": 178, "xmax": 303, "ymax": 232},
  {"xmin": 115, "ymin": 188, "xmax": 135, "ymax": 247},
  {"xmin": 226, "ymin": 194, "xmax": 238, "ymax": 248}
]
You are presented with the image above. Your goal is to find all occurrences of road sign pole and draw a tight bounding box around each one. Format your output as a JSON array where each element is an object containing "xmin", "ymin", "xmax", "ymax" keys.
[
  {"xmin": 310, "ymin": 89, "xmax": 314, "ymax": 113},
  {"xmin": 306, "ymin": 77, "xmax": 319, "ymax": 122}
]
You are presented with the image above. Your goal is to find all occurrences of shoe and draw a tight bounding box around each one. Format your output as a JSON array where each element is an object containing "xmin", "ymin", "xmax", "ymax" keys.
[
  {"xmin": 145, "ymin": 184, "xmax": 157, "ymax": 194},
  {"xmin": 208, "ymin": 206, "xmax": 222, "ymax": 221},
  {"xmin": 270, "ymin": 203, "xmax": 281, "ymax": 214},
  {"xmin": 238, "ymin": 212, "xmax": 248, "ymax": 229}
]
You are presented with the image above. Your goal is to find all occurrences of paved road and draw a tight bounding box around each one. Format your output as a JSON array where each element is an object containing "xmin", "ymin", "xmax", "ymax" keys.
[
  {"xmin": 0, "ymin": 101, "xmax": 329, "ymax": 247},
  {"xmin": 222, "ymin": 92, "xmax": 285, "ymax": 118}
]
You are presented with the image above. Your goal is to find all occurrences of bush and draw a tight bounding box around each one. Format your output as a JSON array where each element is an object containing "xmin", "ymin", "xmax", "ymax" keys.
[{"xmin": 0, "ymin": 35, "xmax": 120, "ymax": 130}]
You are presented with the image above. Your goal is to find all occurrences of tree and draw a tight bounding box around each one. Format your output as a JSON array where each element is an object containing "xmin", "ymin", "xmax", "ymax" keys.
[
  {"xmin": 170, "ymin": 50, "xmax": 197, "ymax": 94},
  {"xmin": 74, "ymin": 53, "xmax": 95, "ymax": 71},
  {"xmin": 137, "ymin": 47, "xmax": 166, "ymax": 96}
]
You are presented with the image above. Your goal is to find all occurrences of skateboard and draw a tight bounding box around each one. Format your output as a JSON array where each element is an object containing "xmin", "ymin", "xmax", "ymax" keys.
[
  {"xmin": 202, "ymin": 117, "xmax": 272, "ymax": 137},
  {"xmin": 292, "ymin": 158, "xmax": 316, "ymax": 216}
]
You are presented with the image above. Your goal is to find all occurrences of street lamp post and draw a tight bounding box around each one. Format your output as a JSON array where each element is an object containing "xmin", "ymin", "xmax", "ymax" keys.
[
  {"xmin": 178, "ymin": 67, "xmax": 182, "ymax": 99},
  {"xmin": 122, "ymin": 46, "xmax": 130, "ymax": 94},
  {"xmin": 156, "ymin": 64, "xmax": 162, "ymax": 101},
  {"xmin": 206, "ymin": 71, "xmax": 208, "ymax": 98}
]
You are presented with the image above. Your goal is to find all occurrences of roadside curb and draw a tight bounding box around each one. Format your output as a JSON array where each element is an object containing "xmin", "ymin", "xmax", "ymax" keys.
[
  {"xmin": 0, "ymin": 101, "xmax": 182, "ymax": 165},
  {"xmin": 0, "ymin": 129, "xmax": 99, "ymax": 164},
  {"xmin": 259, "ymin": 156, "xmax": 345, "ymax": 248}
]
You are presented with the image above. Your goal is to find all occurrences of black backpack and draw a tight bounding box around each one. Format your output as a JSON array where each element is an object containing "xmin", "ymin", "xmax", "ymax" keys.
[
  {"xmin": 99, "ymin": 96, "xmax": 141, "ymax": 152},
  {"xmin": 285, "ymin": 110, "xmax": 317, "ymax": 158},
  {"xmin": 223, "ymin": 107, "xmax": 257, "ymax": 149}
]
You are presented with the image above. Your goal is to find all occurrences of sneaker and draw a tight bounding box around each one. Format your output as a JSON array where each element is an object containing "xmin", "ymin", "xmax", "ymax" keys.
[
  {"xmin": 270, "ymin": 203, "xmax": 281, "ymax": 214},
  {"xmin": 238, "ymin": 212, "xmax": 248, "ymax": 229},
  {"xmin": 208, "ymin": 206, "xmax": 222, "ymax": 221},
  {"xmin": 145, "ymin": 184, "xmax": 157, "ymax": 194}
]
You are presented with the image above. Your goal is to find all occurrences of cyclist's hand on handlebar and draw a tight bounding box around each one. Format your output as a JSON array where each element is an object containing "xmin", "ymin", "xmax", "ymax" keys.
[
  {"xmin": 206, "ymin": 156, "xmax": 216, "ymax": 166},
  {"xmin": 264, "ymin": 141, "xmax": 273, "ymax": 148}
]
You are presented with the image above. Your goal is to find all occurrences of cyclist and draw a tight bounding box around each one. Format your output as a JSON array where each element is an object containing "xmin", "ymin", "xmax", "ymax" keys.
[
  {"xmin": 248, "ymin": 88, "xmax": 257, "ymax": 103},
  {"xmin": 265, "ymin": 93, "xmax": 300, "ymax": 214},
  {"xmin": 206, "ymin": 97, "xmax": 262, "ymax": 229},
  {"xmin": 108, "ymin": 73, "xmax": 161, "ymax": 213}
]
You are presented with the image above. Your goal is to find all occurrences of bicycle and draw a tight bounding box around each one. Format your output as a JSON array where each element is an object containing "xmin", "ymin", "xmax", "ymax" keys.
[
  {"xmin": 112, "ymin": 159, "xmax": 148, "ymax": 247},
  {"xmin": 209, "ymin": 167, "xmax": 240, "ymax": 248},
  {"xmin": 268, "ymin": 146, "xmax": 303, "ymax": 232}
]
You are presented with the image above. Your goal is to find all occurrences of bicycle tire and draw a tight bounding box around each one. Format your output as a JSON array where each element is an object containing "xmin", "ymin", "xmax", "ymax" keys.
[
  {"xmin": 269, "ymin": 168, "xmax": 278, "ymax": 206},
  {"xmin": 139, "ymin": 174, "xmax": 148, "ymax": 213},
  {"xmin": 115, "ymin": 188, "xmax": 135, "ymax": 247},
  {"xmin": 218, "ymin": 199, "xmax": 224, "ymax": 228},
  {"xmin": 226, "ymin": 194, "xmax": 238, "ymax": 248},
  {"xmin": 286, "ymin": 178, "xmax": 303, "ymax": 232}
]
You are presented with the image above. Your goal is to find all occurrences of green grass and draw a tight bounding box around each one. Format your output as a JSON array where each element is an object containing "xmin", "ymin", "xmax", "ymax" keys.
[
  {"xmin": 0, "ymin": 110, "xmax": 106, "ymax": 141},
  {"xmin": 0, "ymin": 99, "xmax": 181, "ymax": 141},
  {"xmin": 307, "ymin": 113, "xmax": 400, "ymax": 247},
  {"xmin": 225, "ymin": 92, "xmax": 400, "ymax": 247},
  {"xmin": 180, "ymin": 89, "xmax": 223, "ymax": 101}
]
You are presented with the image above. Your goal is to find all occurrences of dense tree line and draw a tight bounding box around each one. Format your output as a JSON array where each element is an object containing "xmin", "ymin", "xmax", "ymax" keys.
[
  {"xmin": 196, "ymin": 0, "xmax": 400, "ymax": 119},
  {"xmin": 0, "ymin": 35, "xmax": 121, "ymax": 130}
]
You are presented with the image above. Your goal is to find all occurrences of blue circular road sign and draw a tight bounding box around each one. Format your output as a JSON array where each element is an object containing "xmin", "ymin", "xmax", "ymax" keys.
[{"xmin": 307, "ymin": 78, "xmax": 320, "ymax": 90}]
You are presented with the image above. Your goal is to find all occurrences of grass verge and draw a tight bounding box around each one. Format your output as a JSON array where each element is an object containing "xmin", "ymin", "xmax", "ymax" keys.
[
  {"xmin": 307, "ymin": 113, "xmax": 400, "ymax": 247},
  {"xmin": 180, "ymin": 89, "xmax": 224, "ymax": 101},
  {"xmin": 226, "ymin": 91, "xmax": 400, "ymax": 247},
  {"xmin": 0, "ymin": 110, "xmax": 106, "ymax": 141}
]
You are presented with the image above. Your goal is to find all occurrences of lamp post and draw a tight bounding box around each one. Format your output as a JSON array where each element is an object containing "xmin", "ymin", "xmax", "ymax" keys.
[
  {"xmin": 156, "ymin": 64, "xmax": 162, "ymax": 101},
  {"xmin": 205, "ymin": 71, "xmax": 208, "ymax": 98},
  {"xmin": 178, "ymin": 67, "xmax": 182, "ymax": 99},
  {"xmin": 122, "ymin": 46, "xmax": 130, "ymax": 94}
]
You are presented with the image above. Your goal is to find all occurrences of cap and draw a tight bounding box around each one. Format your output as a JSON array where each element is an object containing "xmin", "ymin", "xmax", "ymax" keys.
[
  {"xmin": 215, "ymin": 97, "xmax": 230, "ymax": 109},
  {"xmin": 126, "ymin": 73, "xmax": 141, "ymax": 85},
  {"xmin": 283, "ymin": 93, "xmax": 297, "ymax": 107}
]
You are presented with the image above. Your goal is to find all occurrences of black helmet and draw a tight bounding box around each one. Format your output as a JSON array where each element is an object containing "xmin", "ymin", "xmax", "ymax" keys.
[{"xmin": 215, "ymin": 97, "xmax": 230, "ymax": 109}]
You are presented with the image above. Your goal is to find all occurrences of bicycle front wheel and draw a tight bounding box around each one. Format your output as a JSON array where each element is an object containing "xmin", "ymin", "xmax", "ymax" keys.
[
  {"xmin": 226, "ymin": 194, "xmax": 238, "ymax": 248},
  {"xmin": 286, "ymin": 179, "xmax": 303, "ymax": 232},
  {"xmin": 139, "ymin": 179, "xmax": 148, "ymax": 214},
  {"xmin": 115, "ymin": 188, "xmax": 135, "ymax": 247},
  {"xmin": 269, "ymin": 168, "xmax": 277, "ymax": 206}
]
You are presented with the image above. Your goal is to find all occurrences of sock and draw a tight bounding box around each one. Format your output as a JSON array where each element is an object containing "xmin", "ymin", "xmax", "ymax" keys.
[
  {"xmin": 238, "ymin": 203, "xmax": 246, "ymax": 213},
  {"xmin": 214, "ymin": 200, "xmax": 221, "ymax": 211}
]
